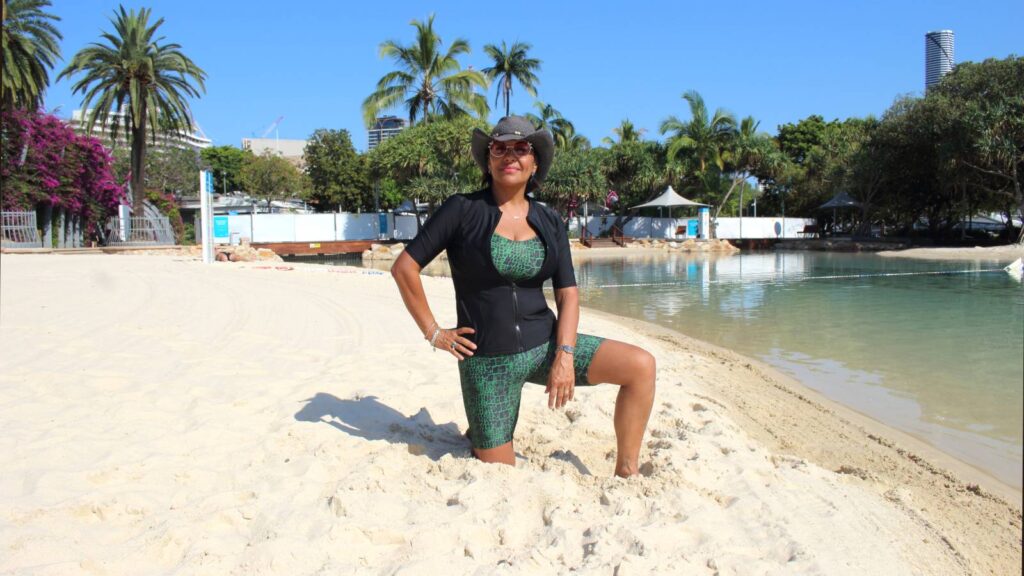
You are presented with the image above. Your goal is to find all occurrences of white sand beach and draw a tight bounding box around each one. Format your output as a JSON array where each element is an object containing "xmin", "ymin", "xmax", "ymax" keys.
[
  {"xmin": 878, "ymin": 243, "xmax": 1024, "ymax": 262},
  {"xmin": 1, "ymin": 253, "xmax": 1020, "ymax": 575}
]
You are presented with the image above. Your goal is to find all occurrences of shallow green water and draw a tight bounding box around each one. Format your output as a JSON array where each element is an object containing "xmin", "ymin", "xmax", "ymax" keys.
[{"xmin": 573, "ymin": 251, "xmax": 1023, "ymax": 488}]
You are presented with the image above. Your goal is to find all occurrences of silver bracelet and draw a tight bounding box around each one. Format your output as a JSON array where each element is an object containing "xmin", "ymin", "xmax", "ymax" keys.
[{"xmin": 428, "ymin": 327, "xmax": 441, "ymax": 351}]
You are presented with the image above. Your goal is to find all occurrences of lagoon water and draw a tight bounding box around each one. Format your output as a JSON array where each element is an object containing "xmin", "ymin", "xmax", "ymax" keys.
[{"xmin": 573, "ymin": 251, "xmax": 1023, "ymax": 489}]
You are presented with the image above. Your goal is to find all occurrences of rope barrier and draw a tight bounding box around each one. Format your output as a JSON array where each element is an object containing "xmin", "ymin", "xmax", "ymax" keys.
[{"xmin": 579, "ymin": 267, "xmax": 1012, "ymax": 290}]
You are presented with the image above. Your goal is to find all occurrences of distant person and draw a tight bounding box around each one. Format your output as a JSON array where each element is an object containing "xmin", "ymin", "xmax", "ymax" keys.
[{"xmin": 391, "ymin": 116, "xmax": 656, "ymax": 476}]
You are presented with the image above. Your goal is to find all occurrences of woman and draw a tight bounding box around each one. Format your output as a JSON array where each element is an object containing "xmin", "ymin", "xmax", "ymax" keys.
[{"xmin": 391, "ymin": 116, "xmax": 655, "ymax": 477}]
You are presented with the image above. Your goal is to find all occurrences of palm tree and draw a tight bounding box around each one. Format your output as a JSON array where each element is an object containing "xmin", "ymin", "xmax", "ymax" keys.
[
  {"xmin": 711, "ymin": 116, "xmax": 773, "ymax": 233},
  {"xmin": 58, "ymin": 6, "xmax": 206, "ymax": 218},
  {"xmin": 526, "ymin": 101, "xmax": 587, "ymax": 150},
  {"xmin": 602, "ymin": 119, "xmax": 646, "ymax": 145},
  {"xmin": 660, "ymin": 90, "xmax": 736, "ymax": 174},
  {"xmin": 481, "ymin": 40, "xmax": 540, "ymax": 117},
  {"xmin": 362, "ymin": 14, "xmax": 488, "ymax": 127},
  {"xmin": 1, "ymin": 0, "xmax": 62, "ymax": 110}
]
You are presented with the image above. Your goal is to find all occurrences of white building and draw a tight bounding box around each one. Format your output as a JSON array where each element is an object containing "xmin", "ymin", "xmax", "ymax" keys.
[
  {"xmin": 69, "ymin": 109, "xmax": 212, "ymax": 151},
  {"xmin": 925, "ymin": 30, "xmax": 955, "ymax": 91}
]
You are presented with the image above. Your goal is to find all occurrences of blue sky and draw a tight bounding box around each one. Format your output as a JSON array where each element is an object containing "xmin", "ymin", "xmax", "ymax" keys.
[{"xmin": 46, "ymin": 0, "xmax": 1022, "ymax": 152}]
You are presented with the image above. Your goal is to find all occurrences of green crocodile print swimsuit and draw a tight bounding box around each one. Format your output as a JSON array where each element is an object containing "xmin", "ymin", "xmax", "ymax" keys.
[{"xmin": 457, "ymin": 234, "xmax": 605, "ymax": 450}]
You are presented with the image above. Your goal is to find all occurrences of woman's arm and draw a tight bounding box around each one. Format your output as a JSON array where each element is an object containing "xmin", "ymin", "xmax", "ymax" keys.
[
  {"xmin": 554, "ymin": 286, "xmax": 580, "ymax": 349},
  {"xmin": 546, "ymin": 286, "xmax": 580, "ymax": 408},
  {"xmin": 391, "ymin": 252, "xmax": 476, "ymax": 360}
]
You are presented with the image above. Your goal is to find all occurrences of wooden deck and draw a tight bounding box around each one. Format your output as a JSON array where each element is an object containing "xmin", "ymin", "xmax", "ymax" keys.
[{"xmin": 250, "ymin": 240, "xmax": 397, "ymax": 256}]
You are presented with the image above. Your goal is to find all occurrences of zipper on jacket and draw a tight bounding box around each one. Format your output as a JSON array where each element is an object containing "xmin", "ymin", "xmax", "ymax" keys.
[{"xmin": 511, "ymin": 281, "xmax": 523, "ymax": 352}]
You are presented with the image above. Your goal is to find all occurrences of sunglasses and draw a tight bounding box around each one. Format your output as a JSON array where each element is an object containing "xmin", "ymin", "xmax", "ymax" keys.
[{"xmin": 489, "ymin": 141, "xmax": 533, "ymax": 158}]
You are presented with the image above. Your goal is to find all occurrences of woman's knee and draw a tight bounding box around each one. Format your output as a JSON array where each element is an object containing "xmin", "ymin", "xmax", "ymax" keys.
[{"xmin": 629, "ymin": 348, "xmax": 656, "ymax": 385}]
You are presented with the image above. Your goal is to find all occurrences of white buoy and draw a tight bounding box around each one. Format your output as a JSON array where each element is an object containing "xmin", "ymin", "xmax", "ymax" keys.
[{"xmin": 1005, "ymin": 258, "xmax": 1023, "ymax": 281}]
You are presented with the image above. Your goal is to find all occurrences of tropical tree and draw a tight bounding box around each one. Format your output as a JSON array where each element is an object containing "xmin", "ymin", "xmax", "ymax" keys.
[
  {"xmin": 712, "ymin": 116, "xmax": 772, "ymax": 223},
  {"xmin": 58, "ymin": 6, "xmax": 206, "ymax": 218},
  {"xmin": 362, "ymin": 14, "xmax": 488, "ymax": 127},
  {"xmin": 525, "ymin": 101, "xmax": 588, "ymax": 150},
  {"xmin": 526, "ymin": 101, "xmax": 569, "ymax": 139},
  {"xmin": 481, "ymin": 40, "xmax": 541, "ymax": 117},
  {"xmin": 602, "ymin": 119, "xmax": 646, "ymax": 145},
  {"xmin": 1, "ymin": 0, "xmax": 62, "ymax": 110},
  {"xmin": 660, "ymin": 90, "xmax": 737, "ymax": 174}
]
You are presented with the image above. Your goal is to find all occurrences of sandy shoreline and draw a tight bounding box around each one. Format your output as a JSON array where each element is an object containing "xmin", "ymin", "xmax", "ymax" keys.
[
  {"xmin": 1, "ymin": 253, "xmax": 1020, "ymax": 574},
  {"xmin": 877, "ymin": 243, "xmax": 1024, "ymax": 262}
]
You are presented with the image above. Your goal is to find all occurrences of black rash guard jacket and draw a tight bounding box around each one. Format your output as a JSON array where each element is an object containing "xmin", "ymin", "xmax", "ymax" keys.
[{"xmin": 404, "ymin": 187, "xmax": 577, "ymax": 356}]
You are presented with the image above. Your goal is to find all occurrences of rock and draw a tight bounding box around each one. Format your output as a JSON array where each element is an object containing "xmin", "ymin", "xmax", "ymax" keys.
[
  {"xmin": 256, "ymin": 248, "xmax": 282, "ymax": 262},
  {"xmin": 215, "ymin": 252, "xmax": 230, "ymax": 262}
]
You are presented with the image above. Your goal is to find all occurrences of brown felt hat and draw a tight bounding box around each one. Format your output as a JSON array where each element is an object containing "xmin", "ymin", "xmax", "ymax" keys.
[{"xmin": 471, "ymin": 115, "xmax": 555, "ymax": 183}]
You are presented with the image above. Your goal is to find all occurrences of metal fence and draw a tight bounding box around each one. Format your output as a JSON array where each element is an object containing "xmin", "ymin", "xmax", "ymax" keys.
[
  {"xmin": 105, "ymin": 216, "xmax": 175, "ymax": 246},
  {"xmin": 1, "ymin": 211, "xmax": 42, "ymax": 248}
]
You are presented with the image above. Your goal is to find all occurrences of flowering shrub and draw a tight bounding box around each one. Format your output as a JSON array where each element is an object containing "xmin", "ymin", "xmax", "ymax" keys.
[{"xmin": 1, "ymin": 108, "xmax": 126, "ymax": 238}]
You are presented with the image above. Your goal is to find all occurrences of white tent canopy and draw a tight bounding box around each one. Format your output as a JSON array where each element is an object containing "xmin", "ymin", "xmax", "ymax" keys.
[{"xmin": 630, "ymin": 185, "xmax": 709, "ymax": 210}]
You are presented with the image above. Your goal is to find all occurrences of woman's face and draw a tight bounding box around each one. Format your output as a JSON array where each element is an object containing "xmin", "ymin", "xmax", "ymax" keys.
[{"xmin": 487, "ymin": 139, "xmax": 536, "ymax": 190}]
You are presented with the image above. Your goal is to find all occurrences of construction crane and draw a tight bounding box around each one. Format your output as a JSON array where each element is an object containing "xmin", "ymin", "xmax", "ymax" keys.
[
  {"xmin": 251, "ymin": 116, "xmax": 284, "ymax": 155},
  {"xmin": 260, "ymin": 116, "xmax": 284, "ymax": 138}
]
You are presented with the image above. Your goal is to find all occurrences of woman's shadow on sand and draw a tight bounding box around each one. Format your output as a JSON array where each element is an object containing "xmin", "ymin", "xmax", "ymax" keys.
[{"xmin": 294, "ymin": 393, "xmax": 469, "ymax": 461}]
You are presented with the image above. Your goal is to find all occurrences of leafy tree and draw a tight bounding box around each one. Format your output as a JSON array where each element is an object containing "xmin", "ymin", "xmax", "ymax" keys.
[
  {"xmin": 931, "ymin": 56, "xmax": 1024, "ymax": 242},
  {"xmin": 200, "ymin": 145, "xmax": 251, "ymax": 194},
  {"xmin": 113, "ymin": 146, "xmax": 200, "ymax": 197},
  {"xmin": 541, "ymin": 147, "xmax": 607, "ymax": 213},
  {"xmin": 602, "ymin": 119, "xmax": 646, "ymax": 145},
  {"xmin": 367, "ymin": 116, "xmax": 487, "ymax": 209},
  {"xmin": 761, "ymin": 115, "xmax": 870, "ymax": 217},
  {"xmin": 58, "ymin": 6, "xmax": 206, "ymax": 219},
  {"xmin": 601, "ymin": 140, "xmax": 667, "ymax": 210},
  {"xmin": 1, "ymin": 0, "xmax": 62, "ymax": 110},
  {"xmin": 481, "ymin": 40, "xmax": 541, "ymax": 117},
  {"xmin": 304, "ymin": 128, "xmax": 369, "ymax": 212},
  {"xmin": 239, "ymin": 151, "xmax": 306, "ymax": 210},
  {"xmin": 362, "ymin": 14, "xmax": 488, "ymax": 127}
]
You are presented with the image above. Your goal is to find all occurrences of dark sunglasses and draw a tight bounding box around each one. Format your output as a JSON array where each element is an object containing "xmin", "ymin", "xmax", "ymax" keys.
[{"xmin": 488, "ymin": 141, "xmax": 533, "ymax": 158}]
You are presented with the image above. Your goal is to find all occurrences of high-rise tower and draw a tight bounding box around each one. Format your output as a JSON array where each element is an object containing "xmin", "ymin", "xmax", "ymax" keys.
[{"xmin": 925, "ymin": 30, "xmax": 955, "ymax": 91}]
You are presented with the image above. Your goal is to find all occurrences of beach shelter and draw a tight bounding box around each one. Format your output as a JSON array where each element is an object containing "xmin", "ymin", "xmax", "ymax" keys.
[
  {"xmin": 629, "ymin": 185, "xmax": 709, "ymax": 218},
  {"xmin": 817, "ymin": 191, "xmax": 863, "ymax": 235}
]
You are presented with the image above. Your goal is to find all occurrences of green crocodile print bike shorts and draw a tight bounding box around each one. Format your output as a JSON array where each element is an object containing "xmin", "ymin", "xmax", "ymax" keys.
[{"xmin": 457, "ymin": 334, "xmax": 605, "ymax": 450}]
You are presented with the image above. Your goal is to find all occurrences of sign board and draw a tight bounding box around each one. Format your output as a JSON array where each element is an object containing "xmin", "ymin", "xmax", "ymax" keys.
[
  {"xmin": 205, "ymin": 171, "xmax": 215, "ymax": 196},
  {"xmin": 213, "ymin": 216, "xmax": 229, "ymax": 239}
]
